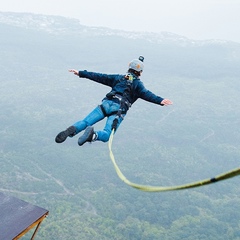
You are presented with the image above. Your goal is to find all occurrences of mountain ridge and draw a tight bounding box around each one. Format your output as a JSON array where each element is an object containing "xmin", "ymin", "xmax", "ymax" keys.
[{"xmin": 0, "ymin": 11, "xmax": 238, "ymax": 47}]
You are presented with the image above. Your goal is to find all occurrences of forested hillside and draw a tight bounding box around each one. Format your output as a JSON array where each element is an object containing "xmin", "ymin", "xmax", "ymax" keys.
[{"xmin": 0, "ymin": 12, "xmax": 240, "ymax": 239}]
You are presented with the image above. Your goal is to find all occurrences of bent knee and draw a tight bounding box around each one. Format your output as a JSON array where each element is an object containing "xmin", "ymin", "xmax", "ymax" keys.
[
  {"xmin": 96, "ymin": 131, "xmax": 110, "ymax": 142},
  {"xmin": 100, "ymin": 133, "xmax": 110, "ymax": 142}
]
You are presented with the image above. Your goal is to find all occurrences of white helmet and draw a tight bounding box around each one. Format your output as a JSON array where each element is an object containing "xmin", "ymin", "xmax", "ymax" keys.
[{"xmin": 128, "ymin": 56, "xmax": 144, "ymax": 72}]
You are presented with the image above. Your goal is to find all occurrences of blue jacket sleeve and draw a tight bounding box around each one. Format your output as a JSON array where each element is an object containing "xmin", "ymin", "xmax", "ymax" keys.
[
  {"xmin": 78, "ymin": 70, "xmax": 120, "ymax": 87},
  {"xmin": 137, "ymin": 81, "xmax": 164, "ymax": 105}
]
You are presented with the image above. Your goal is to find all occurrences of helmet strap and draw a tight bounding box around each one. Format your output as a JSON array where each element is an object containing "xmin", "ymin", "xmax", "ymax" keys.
[{"xmin": 127, "ymin": 69, "xmax": 141, "ymax": 77}]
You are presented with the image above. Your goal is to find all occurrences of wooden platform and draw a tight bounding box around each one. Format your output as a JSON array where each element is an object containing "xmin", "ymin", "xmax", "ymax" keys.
[{"xmin": 0, "ymin": 192, "xmax": 48, "ymax": 240}]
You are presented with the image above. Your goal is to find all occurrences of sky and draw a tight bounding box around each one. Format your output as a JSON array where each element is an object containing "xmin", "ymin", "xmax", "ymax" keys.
[{"xmin": 1, "ymin": 0, "xmax": 240, "ymax": 43}]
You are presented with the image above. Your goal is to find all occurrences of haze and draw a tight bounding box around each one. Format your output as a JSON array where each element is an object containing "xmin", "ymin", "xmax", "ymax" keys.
[{"xmin": 1, "ymin": 0, "xmax": 240, "ymax": 42}]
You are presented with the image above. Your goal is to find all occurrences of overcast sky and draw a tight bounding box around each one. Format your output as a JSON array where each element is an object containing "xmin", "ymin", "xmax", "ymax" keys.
[{"xmin": 1, "ymin": 0, "xmax": 240, "ymax": 43}]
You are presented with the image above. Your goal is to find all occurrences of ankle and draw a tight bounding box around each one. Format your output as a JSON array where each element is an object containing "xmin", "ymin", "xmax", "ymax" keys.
[{"xmin": 92, "ymin": 132, "xmax": 98, "ymax": 141}]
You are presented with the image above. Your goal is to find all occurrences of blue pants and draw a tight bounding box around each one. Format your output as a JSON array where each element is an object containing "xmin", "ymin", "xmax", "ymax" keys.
[{"xmin": 73, "ymin": 100, "xmax": 125, "ymax": 142}]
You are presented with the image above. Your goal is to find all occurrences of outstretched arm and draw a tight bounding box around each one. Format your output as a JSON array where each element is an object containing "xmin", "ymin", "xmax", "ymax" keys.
[
  {"xmin": 137, "ymin": 82, "xmax": 173, "ymax": 106},
  {"xmin": 68, "ymin": 69, "xmax": 122, "ymax": 88}
]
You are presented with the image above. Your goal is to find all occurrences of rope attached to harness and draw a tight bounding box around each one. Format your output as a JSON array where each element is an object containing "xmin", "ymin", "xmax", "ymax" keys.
[{"xmin": 108, "ymin": 130, "xmax": 240, "ymax": 192}]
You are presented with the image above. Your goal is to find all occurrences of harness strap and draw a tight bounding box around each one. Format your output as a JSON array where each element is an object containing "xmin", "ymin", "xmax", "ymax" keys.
[{"xmin": 113, "ymin": 94, "xmax": 131, "ymax": 109}]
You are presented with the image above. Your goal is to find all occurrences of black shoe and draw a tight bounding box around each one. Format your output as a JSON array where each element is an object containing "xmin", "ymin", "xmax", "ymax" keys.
[
  {"xmin": 55, "ymin": 126, "xmax": 76, "ymax": 143},
  {"xmin": 78, "ymin": 126, "xmax": 94, "ymax": 146}
]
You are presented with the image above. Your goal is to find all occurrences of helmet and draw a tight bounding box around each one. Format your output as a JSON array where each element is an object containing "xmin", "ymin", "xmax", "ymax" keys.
[{"xmin": 128, "ymin": 56, "xmax": 144, "ymax": 72}]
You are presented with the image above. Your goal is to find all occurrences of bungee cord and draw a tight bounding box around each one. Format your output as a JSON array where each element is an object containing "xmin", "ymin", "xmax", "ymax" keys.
[{"xmin": 108, "ymin": 130, "xmax": 240, "ymax": 192}]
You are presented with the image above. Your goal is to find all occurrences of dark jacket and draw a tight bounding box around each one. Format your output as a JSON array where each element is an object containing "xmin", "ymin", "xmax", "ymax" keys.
[{"xmin": 79, "ymin": 70, "xmax": 164, "ymax": 108}]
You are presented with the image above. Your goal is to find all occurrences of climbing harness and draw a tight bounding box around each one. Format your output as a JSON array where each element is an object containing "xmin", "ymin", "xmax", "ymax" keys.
[
  {"xmin": 108, "ymin": 130, "xmax": 240, "ymax": 192},
  {"xmin": 111, "ymin": 73, "xmax": 134, "ymax": 130}
]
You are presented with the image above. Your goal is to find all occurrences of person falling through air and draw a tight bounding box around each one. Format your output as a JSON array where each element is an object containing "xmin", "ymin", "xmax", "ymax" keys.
[{"xmin": 55, "ymin": 56, "xmax": 173, "ymax": 146}]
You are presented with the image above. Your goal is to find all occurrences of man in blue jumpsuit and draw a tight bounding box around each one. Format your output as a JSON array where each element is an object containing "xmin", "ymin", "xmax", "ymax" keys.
[{"xmin": 55, "ymin": 56, "xmax": 173, "ymax": 146}]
